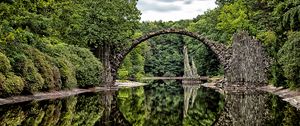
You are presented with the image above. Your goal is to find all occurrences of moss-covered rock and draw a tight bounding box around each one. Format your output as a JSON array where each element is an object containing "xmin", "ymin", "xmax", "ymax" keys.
[
  {"xmin": 1, "ymin": 73, "xmax": 24, "ymax": 97},
  {"xmin": 0, "ymin": 52, "xmax": 11, "ymax": 74}
]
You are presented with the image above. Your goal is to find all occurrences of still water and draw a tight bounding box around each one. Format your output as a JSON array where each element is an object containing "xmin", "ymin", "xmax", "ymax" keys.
[{"xmin": 0, "ymin": 80, "xmax": 300, "ymax": 126}]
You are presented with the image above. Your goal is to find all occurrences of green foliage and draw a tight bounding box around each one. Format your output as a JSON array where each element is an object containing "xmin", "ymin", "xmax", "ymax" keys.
[
  {"xmin": 118, "ymin": 43, "xmax": 148, "ymax": 80},
  {"xmin": 118, "ymin": 68, "xmax": 130, "ymax": 80},
  {"xmin": 217, "ymin": 0, "xmax": 257, "ymax": 43},
  {"xmin": 6, "ymin": 44, "xmax": 61, "ymax": 91},
  {"xmin": 143, "ymin": 81, "xmax": 183, "ymax": 125},
  {"xmin": 54, "ymin": 58, "xmax": 77, "ymax": 89},
  {"xmin": 0, "ymin": 52, "xmax": 11, "ymax": 74},
  {"xmin": 41, "ymin": 44, "xmax": 103, "ymax": 87},
  {"xmin": 118, "ymin": 87, "xmax": 148, "ymax": 126},
  {"xmin": 23, "ymin": 102, "xmax": 45, "ymax": 126},
  {"xmin": 58, "ymin": 96, "xmax": 77, "ymax": 126},
  {"xmin": 40, "ymin": 102, "xmax": 62, "ymax": 126},
  {"xmin": 274, "ymin": 0, "xmax": 300, "ymax": 30},
  {"xmin": 69, "ymin": 46, "xmax": 102, "ymax": 87},
  {"xmin": 278, "ymin": 32, "xmax": 300, "ymax": 88},
  {"xmin": 0, "ymin": 73, "xmax": 25, "ymax": 97},
  {"xmin": 282, "ymin": 105, "xmax": 300, "ymax": 126},
  {"xmin": 0, "ymin": 73, "xmax": 5, "ymax": 87},
  {"xmin": 11, "ymin": 54, "xmax": 44, "ymax": 93},
  {"xmin": 78, "ymin": 0, "xmax": 140, "ymax": 48},
  {"xmin": 72, "ymin": 94, "xmax": 104, "ymax": 126},
  {"xmin": 0, "ymin": 42, "xmax": 102, "ymax": 96},
  {"xmin": 0, "ymin": 107, "xmax": 26, "ymax": 126},
  {"xmin": 183, "ymin": 87, "xmax": 224, "ymax": 126}
]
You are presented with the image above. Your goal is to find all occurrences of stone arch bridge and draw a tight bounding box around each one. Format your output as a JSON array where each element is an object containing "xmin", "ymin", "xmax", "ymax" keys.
[{"xmin": 103, "ymin": 28, "xmax": 270, "ymax": 86}]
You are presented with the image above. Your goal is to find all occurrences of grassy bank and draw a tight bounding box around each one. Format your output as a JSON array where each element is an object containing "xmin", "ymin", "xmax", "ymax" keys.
[{"xmin": 0, "ymin": 43, "xmax": 103, "ymax": 98}]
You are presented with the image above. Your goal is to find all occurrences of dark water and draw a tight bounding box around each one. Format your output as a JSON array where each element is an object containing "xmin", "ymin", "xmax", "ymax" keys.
[{"xmin": 0, "ymin": 80, "xmax": 300, "ymax": 126}]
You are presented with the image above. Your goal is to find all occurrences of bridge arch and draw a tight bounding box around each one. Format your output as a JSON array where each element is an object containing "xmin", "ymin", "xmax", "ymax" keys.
[{"xmin": 109, "ymin": 29, "xmax": 231, "ymax": 83}]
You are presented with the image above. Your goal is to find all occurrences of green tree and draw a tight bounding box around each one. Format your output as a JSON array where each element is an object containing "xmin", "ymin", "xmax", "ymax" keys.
[{"xmin": 278, "ymin": 32, "xmax": 300, "ymax": 88}]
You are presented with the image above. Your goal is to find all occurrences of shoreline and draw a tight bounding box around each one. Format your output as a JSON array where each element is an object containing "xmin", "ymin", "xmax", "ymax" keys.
[
  {"xmin": 1, "ymin": 81, "xmax": 300, "ymax": 110},
  {"xmin": 201, "ymin": 82, "xmax": 300, "ymax": 109},
  {"xmin": 0, "ymin": 81, "xmax": 147, "ymax": 106},
  {"xmin": 0, "ymin": 87, "xmax": 110, "ymax": 106},
  {"xmin": 260, "ymin": 85, "xmax": 300, "ymax": 109}
]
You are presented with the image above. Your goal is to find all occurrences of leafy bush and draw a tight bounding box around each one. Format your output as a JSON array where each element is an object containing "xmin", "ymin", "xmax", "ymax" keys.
[
  {"xmin": 40, "ymin": 44, "xmax": 103, "ymax": 88},
  {"xmin": 0, "ymin": 42, "xmax": 103, "ymax": 97},
  {"xmin": 0, "ymin": 52, "xmax": 11, "ymax": 74},
  {"xmin": 5, "ymin": 44, "xmax": 61, "ymax": 91},
  {"xmin": 66, "ymin": 45, "xmax": 103, "ymax": 87},
  {"xmin": 0, "ymin": 72, "xmax": 25, "ymax": 97},
  {"xmin": 54, "ymin": 58, "xmax": 77, "ymax": 89},
  {"xmin": 278, "ymin": 32, "xmax": 300, "ymax": 88},
  {"xmin": 0, "ymin": 73, "xmax": 6, "ymax": 89},
  {"xmin": 11, "ymin": 54, "xmax": 44, "ymax": 93}
]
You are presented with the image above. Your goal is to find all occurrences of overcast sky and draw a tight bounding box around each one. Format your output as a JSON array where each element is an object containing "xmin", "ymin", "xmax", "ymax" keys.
[{"xmin": 137, "ymin": 0, "xmax": 217, "ymax": 21}]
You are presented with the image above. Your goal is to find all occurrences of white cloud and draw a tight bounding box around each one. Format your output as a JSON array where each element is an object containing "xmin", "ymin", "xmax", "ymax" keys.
[{"xmin": 137, "ymin": 0, "xmax": 217, "ymax": 21}]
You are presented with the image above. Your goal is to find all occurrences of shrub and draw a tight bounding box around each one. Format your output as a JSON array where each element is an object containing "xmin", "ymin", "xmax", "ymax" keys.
[
  {"xmin": 11, "ymin": 54, "xmax": 44, "ymax": 93},
  {"xmin": 62, "ymin": 45, "xmax": 103, "ymax": 87},
  {"xmin": 0, "ymin": 52, "xmax": 11, "ymax": 74},
  {"xmin": 54, "ymin": 58, "xmax": 77, "ymax": 89},
  {"xmin": 40, "ymin": 44, "xmax": 103, "ymax": 87},
  {"xmin": 0, "ymin": 73, "xmax": 5, "ymax": 88},
  {"xmin": 0, "ymin": 72, "xmax": 25, "ymax": 97},
  {"xmin": 278, "ymin": 32, "xmax": 300, "ymax": 88},
  {"xmin": 5, "ymin": 44, "xmax": 62, "ymax": 91}
]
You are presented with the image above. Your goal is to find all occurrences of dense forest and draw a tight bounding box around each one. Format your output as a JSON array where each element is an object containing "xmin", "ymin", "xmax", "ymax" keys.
[{"xmin": 0, "ymin": 0, "xmax": 299, "ymax": 97}]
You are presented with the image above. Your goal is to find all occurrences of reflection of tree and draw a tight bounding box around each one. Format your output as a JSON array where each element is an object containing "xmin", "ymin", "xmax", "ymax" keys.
[
  {"xmin": 144, "ymin": 80, "xmax": 184, "ymax": 126},
  {"xmin": 267, "ymin": 95, "xmax": 300, "ymax": 126},
  {"xmin": 214, "ymin": 90, "xmax": 269, "ymax": 126},
  {"xmin": 0, "ymin": 93, "xmax": 106, "ymax": 126},
  {"xmin": 72, "ymin": 93, "xmax": 104, "ymax": 126},
  {"xmin": 183, "ymin": 85, "xmax": 224, "ymax": 126},
  {"xmin": 117, "ymin": 87, "xmax": 149, "ymax": 126},
  {"xmin": 97, "ymin": 90, "xmax": 134, "ymax": 126}
]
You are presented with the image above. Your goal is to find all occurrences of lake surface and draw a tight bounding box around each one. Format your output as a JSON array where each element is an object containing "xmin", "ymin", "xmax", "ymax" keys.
[{"xmin": 0, "ymin": 80, "xmax": 300, "ymax": 126}]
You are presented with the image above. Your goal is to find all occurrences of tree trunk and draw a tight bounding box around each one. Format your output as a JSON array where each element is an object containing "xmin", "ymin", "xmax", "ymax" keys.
[{"xmin": 92, "ymin": 43, "xmax": 114, "ymax": 87}]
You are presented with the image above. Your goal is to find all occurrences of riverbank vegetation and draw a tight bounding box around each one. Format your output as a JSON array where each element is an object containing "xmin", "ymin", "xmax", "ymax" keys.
[{"xmin": 0, "ymin": 0, "xmax": 299, "ymax": 97}]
